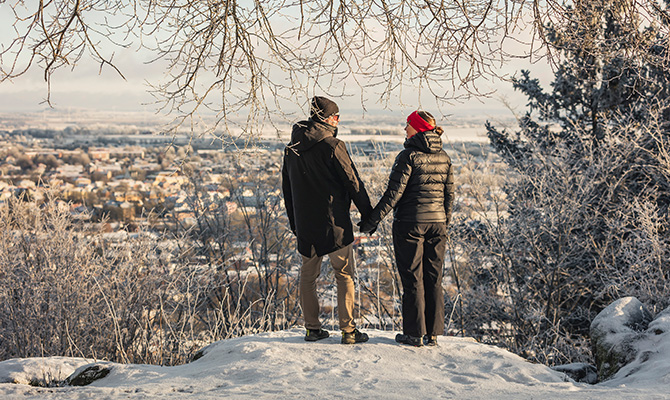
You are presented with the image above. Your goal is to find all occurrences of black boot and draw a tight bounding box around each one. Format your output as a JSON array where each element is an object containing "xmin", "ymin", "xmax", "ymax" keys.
[
  {"xmin": 425, "ymin": 335, "xmax": 438, "ymax": 346},
  {"xmin": 395, "ymin": 333, "xmax": 423, "ymax": 347},
  {"xmin": 304, "ymin": 328, "xmax": 330, "ymax": 342}
]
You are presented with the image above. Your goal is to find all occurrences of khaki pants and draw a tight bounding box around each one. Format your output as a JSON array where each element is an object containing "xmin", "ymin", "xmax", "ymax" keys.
[{"xmin": 300, "ymin": 244, "xmax": 356, "ymax": 332}]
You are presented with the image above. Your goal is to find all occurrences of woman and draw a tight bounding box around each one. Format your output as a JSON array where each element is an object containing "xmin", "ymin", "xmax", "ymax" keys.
[{"xmin": 359, "ymin": 110, "xmax": 454, "ymax": 347}]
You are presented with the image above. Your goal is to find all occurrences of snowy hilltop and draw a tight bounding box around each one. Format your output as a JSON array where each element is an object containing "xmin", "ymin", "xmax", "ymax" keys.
[{"xmin": 1, "ymin": 329, "xmax": 668, "ymax": 400}]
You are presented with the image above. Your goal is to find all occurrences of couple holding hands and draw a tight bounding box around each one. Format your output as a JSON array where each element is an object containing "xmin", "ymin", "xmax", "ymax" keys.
[{"xmin": 282, "ymin": 96, "xmax": 455, "ymax": 347}]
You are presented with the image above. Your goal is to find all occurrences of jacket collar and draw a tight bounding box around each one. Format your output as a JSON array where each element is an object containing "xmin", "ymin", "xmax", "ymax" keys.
[
  {"xmin": 404, "ymin": 130, "xmax": 442, "ymax": 153},
  {"xmin": 289, "ymin": 119, "xmax": 338, "ymax": 152}
]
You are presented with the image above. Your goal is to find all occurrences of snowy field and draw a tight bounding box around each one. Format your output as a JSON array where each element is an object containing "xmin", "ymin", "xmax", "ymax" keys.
[
  {"xmin": 0, "ymin": 109, "xmax": 494, "ymax": 144},
  {"xmin": 1, "ymin": 329, "xmax": 668, "ymax": 400}
]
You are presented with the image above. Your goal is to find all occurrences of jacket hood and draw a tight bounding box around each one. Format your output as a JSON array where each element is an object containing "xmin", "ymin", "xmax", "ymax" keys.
[
  {"xmin": 404, "ymin": 130, "xmax": 443, "ymax": 153},
  {"xmin": 289, "ymin": 119, "xmax": 338, "ymax": 152}
]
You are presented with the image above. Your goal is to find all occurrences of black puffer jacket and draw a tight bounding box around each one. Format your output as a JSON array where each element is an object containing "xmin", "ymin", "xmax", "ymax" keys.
[
  {"xmin": 367, "ymin": 130, "xmax": 454, "ymax": 225},
  {"xmin": 282, "ymin": 119, "xmax": 372, "ymax": 257}
]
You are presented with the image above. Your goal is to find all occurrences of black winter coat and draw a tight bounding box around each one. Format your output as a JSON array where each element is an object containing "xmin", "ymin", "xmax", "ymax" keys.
[
  {"xmin": 282, "ymin": 119, "xmax": 372, "ymax": 257},
  {"xmin": 367, "ymin": 130, "xmax": 454, "ymax": 225}
]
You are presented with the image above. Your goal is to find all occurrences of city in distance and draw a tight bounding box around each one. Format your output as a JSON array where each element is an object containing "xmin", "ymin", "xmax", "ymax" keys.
[{"xmin": 0, "ymin": 107, "xmax": 502, "ymax": 244}]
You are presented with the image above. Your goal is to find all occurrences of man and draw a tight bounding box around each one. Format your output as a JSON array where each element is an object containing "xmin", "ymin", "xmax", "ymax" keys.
[{"xmin": 282, "ymin": 96, "xmax": 372, "ymax": 344}]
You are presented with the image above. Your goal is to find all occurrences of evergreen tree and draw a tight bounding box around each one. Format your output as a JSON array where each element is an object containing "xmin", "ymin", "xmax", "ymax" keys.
[{"xmin": 461, "ymin": 0, "xmax": 670, "ymax": 365}]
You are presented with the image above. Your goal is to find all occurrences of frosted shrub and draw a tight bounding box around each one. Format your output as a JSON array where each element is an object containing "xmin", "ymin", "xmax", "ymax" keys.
[{"xmin": 0, "ymin": 192, "xmax": 299, "ymax": 365}]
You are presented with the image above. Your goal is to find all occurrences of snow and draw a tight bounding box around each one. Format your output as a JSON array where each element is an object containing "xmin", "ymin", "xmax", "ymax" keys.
[
  {"xmin": 591, "ymin": 297, "xmax": 651, "ymax": 336},
  {"xmin": 609, "ymin": 305, "xmax": 670, "ymax": 388},
  {"xmin": 1, "ymin": 329, "xmax": 668, "ymax": 399}
]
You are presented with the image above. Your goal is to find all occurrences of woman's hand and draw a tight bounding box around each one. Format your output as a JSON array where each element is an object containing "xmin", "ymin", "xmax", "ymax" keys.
[{"xmin": 358, "ymin": 219, "xmax": 378, "ymax": 235}]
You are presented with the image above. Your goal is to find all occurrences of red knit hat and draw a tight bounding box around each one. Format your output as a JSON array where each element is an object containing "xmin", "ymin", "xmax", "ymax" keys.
[{"xmin": 407, "ymin": 111, "xmax": 435, "ymax": 133}]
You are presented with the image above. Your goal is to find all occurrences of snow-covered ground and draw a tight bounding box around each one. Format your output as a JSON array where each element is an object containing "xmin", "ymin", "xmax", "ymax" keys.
[{"xmin": 1, "ymin": 329, "xmax": 667, "ymax": 399}]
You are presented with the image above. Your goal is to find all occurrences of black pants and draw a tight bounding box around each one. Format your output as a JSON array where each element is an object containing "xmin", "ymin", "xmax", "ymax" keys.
[{"xmin": 393, "ymin": 221, "xmax": 447, "ymax": 337}]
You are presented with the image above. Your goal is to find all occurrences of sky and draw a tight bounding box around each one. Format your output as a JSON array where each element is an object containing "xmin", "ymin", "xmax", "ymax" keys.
[
  {"xmin": 0, "ymin": 50, "xmax": 548, "ymax": 118},
  {"xmin": 0, "ymin": 328, "xmax": 668, "ymax": 400},
  {"xmin": 0, "ymin": 3, "xmax": 555, "ymax": 123}
]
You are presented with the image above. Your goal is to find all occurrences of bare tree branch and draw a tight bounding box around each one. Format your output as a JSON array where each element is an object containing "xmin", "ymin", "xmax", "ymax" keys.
[{"xmin": 2, "ymin": 1, "xmax": 668, "ymax": 139}]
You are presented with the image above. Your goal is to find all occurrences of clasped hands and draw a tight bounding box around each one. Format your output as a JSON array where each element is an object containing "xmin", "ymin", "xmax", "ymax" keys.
[{"xmin": 357, "ymin": 218, "xmax": 378, "ymax": 235}]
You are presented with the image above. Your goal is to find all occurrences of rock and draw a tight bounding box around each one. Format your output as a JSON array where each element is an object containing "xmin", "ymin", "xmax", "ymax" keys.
[
  {"xmin": 551, "ymin": 363, "xmax": 598, "ymax": 384},
  {"xmin": 612, "ymin": 304, "xmax": 670, "ymax": 383},
  {"xmin": 65, "ymin": 364, "xmax": 112, "ymax": 386},
  {"xmin": 191, "ymin": 348, "xmax": 206, "ymax": 362},
  {"xmin": 647, "ymin": 305, "xmax": 670, "ymax": 336},
  {"xmin": 590, "ymin": 297, "xmax": 653, "ymax": 381},
  {"xmin": 190, "ymin": 342, "xmax": 216, "ymax": 362}
]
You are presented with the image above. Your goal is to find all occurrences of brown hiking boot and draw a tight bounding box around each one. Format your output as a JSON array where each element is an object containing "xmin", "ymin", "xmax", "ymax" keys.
[{"xmin": 341, "ymin": 328, "xmax": 369, "ymax": 344}]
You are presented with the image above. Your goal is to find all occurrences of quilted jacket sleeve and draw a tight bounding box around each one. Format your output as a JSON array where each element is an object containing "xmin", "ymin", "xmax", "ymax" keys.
[
  {"xmin": 443, "ymin": 160, "xmax": 455, "ymax": 225},
  {"xmin": 367, "ymin": 150, "xmax": 413, "ymax": 225}
]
